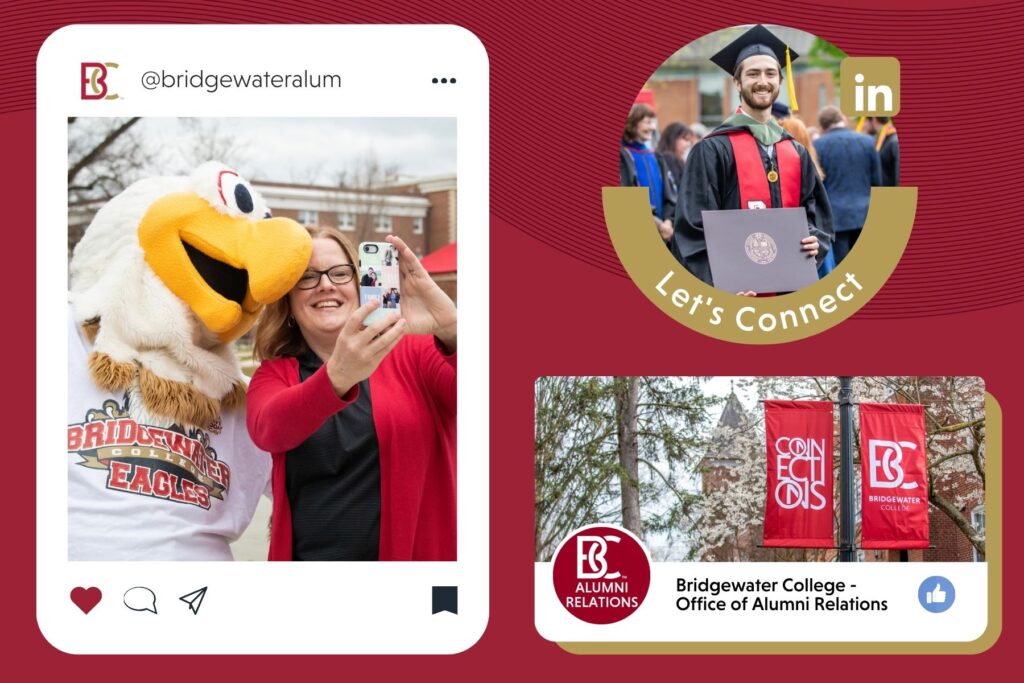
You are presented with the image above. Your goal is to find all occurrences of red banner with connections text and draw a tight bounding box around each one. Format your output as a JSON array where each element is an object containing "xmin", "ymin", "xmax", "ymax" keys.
[{"xmin": 763, "ymin": 401, "xmax": 834, "ymax": 548}]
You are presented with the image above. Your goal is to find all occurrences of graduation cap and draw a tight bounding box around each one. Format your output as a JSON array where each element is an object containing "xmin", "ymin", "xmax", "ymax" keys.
[{"xmin": 711, "ymin": 25, "xmax": 800, "ymax": 111}]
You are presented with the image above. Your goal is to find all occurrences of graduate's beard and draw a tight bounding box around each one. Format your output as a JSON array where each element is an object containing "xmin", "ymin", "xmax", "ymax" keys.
[{"xmin": 740, "ymin": 83, "xmax": 779, "ymax": 113}]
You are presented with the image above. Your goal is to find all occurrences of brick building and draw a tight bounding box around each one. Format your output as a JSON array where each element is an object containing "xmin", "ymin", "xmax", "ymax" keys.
[
  {"xmin": 69, "ymin": 174, "xmax": 456, "ymax": 259},
  {"xmin": 68, "ymin": 173, "xmax": 458, "ymax": 296},
  {"xmin": 385, "ymin": 174, "xmax": 457, "ymax": 257},
  {"xmin": 257, "ymin": 175, "xmax": 458, "ymax": 300},
  {"xmin": 255, "ymin": 173, "xmax": 456, "ymax": 259}
]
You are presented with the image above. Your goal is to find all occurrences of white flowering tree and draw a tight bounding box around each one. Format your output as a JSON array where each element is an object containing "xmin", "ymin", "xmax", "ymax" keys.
[{"xmin": 689, "ymin": 407, "xmax": 768, "ymax": 561}]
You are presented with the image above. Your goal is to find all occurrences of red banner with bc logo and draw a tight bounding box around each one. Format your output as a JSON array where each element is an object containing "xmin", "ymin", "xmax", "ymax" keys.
[
  {"xmin": 763, "ymin": 401, "xmax": 835, "ymax": 548},
  {"xmin": 860, "ymin": 403, "xmax": 929, "ymax": 549}
]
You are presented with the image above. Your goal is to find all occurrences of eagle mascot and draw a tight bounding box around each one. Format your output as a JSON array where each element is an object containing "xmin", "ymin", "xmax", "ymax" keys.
[{"xmin": 67, "ymin": 162, "xmax": 311, "ymax": 560}]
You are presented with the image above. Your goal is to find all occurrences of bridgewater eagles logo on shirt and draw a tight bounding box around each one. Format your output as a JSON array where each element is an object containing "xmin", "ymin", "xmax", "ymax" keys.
[{"xmin": 67, "ymin": 395, "xmax": 231, "ymax": 510}]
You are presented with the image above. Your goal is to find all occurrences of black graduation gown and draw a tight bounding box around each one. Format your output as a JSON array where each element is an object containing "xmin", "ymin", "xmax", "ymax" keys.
[
  {"xmin": 879, "ymin": 133, "xmax": 900, "ymax": 187},
  {"xmin": 670, "ymin": 125, "xmax": 834, "ymax": 287}
]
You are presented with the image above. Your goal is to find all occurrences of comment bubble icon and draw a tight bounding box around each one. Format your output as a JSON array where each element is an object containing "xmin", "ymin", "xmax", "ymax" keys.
[{"xmin": 123, "ymin": 587, "xmax": 158, "ymax": 614}]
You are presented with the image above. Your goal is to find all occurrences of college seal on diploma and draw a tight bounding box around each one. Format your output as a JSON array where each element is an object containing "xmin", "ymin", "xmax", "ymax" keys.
[{"xmin": 745, "ymin": 232, "xmax": 778, "ymax": 265}]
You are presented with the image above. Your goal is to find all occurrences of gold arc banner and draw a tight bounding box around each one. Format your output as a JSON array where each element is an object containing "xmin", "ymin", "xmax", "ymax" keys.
[{"xmin": 603, "ymin": 186, "xmax": 918, "ymax": 344}]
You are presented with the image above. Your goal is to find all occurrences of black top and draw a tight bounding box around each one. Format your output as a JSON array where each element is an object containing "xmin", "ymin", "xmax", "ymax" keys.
[
  {"xmin": 286, "ymin": 351, "xmax": 381, "ymax": 561},
  {"xmin": 879, "ymin": 133, "xmax": 900, "ymax": 187}
]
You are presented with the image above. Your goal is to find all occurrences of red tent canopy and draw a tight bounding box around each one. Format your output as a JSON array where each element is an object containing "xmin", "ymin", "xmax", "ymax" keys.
[
  {"xmin": 420, "ymin": 242, "xmax": 456, "ymax": 274},
  {"xmin": 634, "ymin": 89, "xmax": 655, "ymax": 110}
]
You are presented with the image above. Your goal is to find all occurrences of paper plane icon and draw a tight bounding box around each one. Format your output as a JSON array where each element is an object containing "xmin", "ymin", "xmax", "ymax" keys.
[{"xmin": 179, "ymin": 587, "xmax": 207, "ymax": 615}]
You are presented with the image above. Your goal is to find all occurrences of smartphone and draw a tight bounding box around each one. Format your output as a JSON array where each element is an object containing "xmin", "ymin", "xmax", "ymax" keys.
[{"xmin": 359, "ymin": 241, "xmax": 401, "ymax": 325}]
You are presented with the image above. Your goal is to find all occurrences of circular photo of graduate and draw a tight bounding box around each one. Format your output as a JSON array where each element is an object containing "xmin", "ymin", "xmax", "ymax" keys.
[{"xmin": 609, "ymin": 25, "xmax": 912, "ymax": 343}]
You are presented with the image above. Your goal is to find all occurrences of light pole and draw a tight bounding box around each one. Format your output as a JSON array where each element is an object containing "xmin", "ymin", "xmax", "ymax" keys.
[{"xmin": 838, "ymin": 376, "xmax": 856, "ymax": 562}]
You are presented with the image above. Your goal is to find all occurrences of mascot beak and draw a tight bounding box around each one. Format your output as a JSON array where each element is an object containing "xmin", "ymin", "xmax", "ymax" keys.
[{"xmin": 138, "ymin": 192, "xmax": 312, "ymax": 342}]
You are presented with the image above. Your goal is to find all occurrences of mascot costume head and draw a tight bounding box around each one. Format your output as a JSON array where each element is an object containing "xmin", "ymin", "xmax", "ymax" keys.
[{"xmin": 70, "ymin": 161, "xmax": 312, "ymax": 429}]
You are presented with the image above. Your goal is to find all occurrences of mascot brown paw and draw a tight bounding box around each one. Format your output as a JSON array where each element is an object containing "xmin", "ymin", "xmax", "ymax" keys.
[
  {"xmin": 221, "ymin": 381, "xmax": 247, "ymax": 410},
  {"xmin": 88, "ymin": 351, "xmax": 136, "ymax": 392},
  {"xmin": 138, "ymin": 366, "xmax": 222, "ymax": 430}
]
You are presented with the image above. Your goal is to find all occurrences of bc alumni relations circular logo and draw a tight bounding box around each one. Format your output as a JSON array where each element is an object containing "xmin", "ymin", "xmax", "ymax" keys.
[{"xmin": 552, "ymin": 524, "xmax": 651, "ymax": 624}]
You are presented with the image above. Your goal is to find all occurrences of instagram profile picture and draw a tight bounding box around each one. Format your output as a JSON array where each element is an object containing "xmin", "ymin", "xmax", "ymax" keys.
[{"xmin": 552, "ymin": 524, "xmax": 651, "ymax": 624}]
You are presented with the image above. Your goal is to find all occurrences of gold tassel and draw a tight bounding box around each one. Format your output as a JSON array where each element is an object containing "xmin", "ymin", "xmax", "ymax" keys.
[
  {"xmin": 786, "ymin": 46, "xmax": 799, "ymax": 112},
  {"xmin": 875, "ymin": 122, "xmax": 892, "ymax": 151},
  {"xmin": 856, "ymin": 116, "xmax": 866, "ymax": 133}
]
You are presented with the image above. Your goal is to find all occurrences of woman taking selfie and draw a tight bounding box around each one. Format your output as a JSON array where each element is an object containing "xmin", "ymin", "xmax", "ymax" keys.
[{"xmin": 247, "ymin": 228, "xmax": 456, "ymax": 561}]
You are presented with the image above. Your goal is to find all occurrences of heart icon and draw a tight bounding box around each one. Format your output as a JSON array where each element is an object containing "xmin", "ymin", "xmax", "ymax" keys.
[{"xmin": 70, "ymin": 586, "xmax": 102, "ymax": 614}]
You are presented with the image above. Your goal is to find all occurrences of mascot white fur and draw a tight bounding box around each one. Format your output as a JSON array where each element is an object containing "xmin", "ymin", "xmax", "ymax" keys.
[{"xmin": 67, "ymin": 162, "xmax": 311, "ymax": 560}]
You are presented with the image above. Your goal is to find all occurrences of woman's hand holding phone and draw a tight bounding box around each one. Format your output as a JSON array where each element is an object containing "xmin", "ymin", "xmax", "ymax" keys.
[
  {"xmin": 326, "ymin": 299, "xmax": 406, "ymax": 397},
  {"xmin": 385, "ymin": 235, "xmax": 457, "ymax": 352}
]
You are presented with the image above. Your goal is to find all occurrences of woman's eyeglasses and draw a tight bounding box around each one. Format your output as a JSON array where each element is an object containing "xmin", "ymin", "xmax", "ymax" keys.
[{"xmin": 296, "ymin": 264, "xmax": 356, "ymax": 290}]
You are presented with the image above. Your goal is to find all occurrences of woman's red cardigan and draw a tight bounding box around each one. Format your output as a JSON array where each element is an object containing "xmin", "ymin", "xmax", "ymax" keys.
[{"xmin": 246, "ymin": 335, "xmax": 456, "ymax": 560}]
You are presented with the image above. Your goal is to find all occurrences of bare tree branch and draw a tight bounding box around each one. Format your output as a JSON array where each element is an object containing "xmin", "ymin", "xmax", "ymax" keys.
[{"xmin": 68, "ymin": 117, "xmax": 140, "ymax": 185}]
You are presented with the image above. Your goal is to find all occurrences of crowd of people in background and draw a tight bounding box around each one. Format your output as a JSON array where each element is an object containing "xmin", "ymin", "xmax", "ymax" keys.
[
  {"xmin": 619, "ymin": 104, "xmax": 676, "ymax": 242},
  {"xmin": 620, "ymin": 107, "xmax": 713, "ymax": 246},
  {"xmin": 621, "ymin": 101, "xmax": 900, "ymax": 272}
]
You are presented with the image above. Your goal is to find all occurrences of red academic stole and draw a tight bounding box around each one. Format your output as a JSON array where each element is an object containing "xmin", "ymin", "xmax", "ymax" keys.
[{"xmin": 726, "ymin": 132, "xmax": 801, "ymax": 209}]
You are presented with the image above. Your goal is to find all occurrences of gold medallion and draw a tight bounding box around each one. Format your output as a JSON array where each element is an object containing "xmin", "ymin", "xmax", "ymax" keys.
[{"xmin": 767, "ymin": 169, "xmax": 779, "ymax": 183}]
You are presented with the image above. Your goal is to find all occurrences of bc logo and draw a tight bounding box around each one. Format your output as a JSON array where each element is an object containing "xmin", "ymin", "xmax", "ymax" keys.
[
  {"xmin": 868, "ymin": 439, "xmax": 919, "ymax": 489},
  {"xmin": 576, "ymin": 534, "xmax": 621, "ymax": 579},
  {"xmin": 81, "ymin": 62, "xmax": 120, "ymax": 100},
  {"xmin": 554, "ymin": 525, "xmax": 651, "ymax": 623}
]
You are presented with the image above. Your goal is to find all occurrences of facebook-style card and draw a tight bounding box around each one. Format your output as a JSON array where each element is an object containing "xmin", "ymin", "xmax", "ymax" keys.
[{"xmin": 534, "ymin": 376, "xmax": 996, "ymax": 653}]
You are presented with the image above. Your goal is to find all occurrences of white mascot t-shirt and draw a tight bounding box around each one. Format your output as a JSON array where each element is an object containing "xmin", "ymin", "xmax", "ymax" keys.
[{"xmin": 67, "ymin": 310, "xmax": 271, "ymax": 560}]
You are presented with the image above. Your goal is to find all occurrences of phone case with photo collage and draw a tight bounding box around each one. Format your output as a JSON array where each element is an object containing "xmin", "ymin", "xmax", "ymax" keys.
[{"xmin": 359, "ymin": 241, "xmax": 401, "ymax": 325}]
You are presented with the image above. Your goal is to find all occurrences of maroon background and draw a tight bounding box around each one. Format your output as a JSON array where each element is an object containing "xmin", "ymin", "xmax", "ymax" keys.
[{"xmin": 7, "ymin": 0, "xmax": 1020, "ymax": 674}]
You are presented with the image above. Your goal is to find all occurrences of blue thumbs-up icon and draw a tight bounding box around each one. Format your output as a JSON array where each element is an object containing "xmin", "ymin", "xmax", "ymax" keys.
[{"xmin": 918, "ymin": 576, "xmax": 955, "ymax": 613}]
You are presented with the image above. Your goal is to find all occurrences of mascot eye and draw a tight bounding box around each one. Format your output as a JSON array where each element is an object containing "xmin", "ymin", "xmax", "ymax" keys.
[
  {"xmin": 234, "ymin": 184, "xmax": 254, "ymax": 214},
  {"xmin": 216, "ymin": 169, "xmax": 260, "ymax": 216}
]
